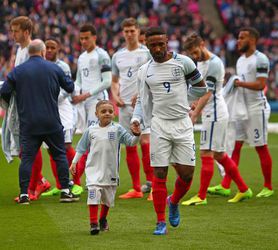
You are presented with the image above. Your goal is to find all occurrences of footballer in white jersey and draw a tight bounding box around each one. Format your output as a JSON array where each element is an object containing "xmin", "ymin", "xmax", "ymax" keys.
[
  {"xmin": 182, "ymin": 33, "xmax": 251, "ymax": 206},
  {"xmin": 139, "ymin": 27, "xmax": 207, "ymax": 235},
  {"xmin": 236, "ymin": 50, "xmax": 270, "ymax": 146},
  {"xmin": 75, "ymin": 47, "xmax": 111, "ymax": 127},
  {"xmin": 141, "ymin": 52, "xmax": 203, "ymax": 166},
  {"xmin": 140, "ymin": 52, "xmax": 203, "ymax": 126},
  {"xmin": 197, "ymin": 54, "xmax": 229, "ymax": 152},
  {"xmin": 208, "ymin": 27, "xmax": 273, "ymax": 199},
  {"xmin": 112, "ymin": 45, "xmax": 151, "ymax": 133},
  {"xmin": 111, "ymin": 18, "xmax": 153, "ymax": 200},
  {"xmin": 72, "ymin": 24, "xmax": 112, "ymax": 130},
  {"xmin": 112, "ymin": 45, "xmax": 151, "ymax": 105}
]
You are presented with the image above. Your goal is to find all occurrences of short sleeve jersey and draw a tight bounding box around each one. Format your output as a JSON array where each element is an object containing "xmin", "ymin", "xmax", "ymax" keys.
[
  {"xmin": 236, "ymin": 50, "xmax": 269, "ymax": 112},
  {"xmin": 76, "ymin": 46, "xmax": 111, "ymax": 98},
  {"xmin": 112, "ymin": 45, "xmax": 151, "ymax": 104},
  {"xmin": 75, "ymin": 122, "xmax": 139, "ymax": 186},
  {"xmin": 197, "ymin": 54, "xmax": 229, "ymax": 121},
  {"xmin": 143, "ymin": 52, "xmax": 203, "ymax": 120}
]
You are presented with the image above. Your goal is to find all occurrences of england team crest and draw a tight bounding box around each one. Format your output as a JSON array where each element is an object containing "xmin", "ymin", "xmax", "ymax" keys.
[
  {"xmin": 89, "ymin": 189, "xmax": 96, "ymax": 199},
  {"xmin": 108, "ymin": 132, "xmax": 116, "ymax": 141},
  {"xmin": 171, "ymin": 67, "xmax": 182, "ymax": 79}
]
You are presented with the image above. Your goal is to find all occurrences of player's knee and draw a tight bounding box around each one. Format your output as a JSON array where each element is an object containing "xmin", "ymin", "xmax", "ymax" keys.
[
  {"xmin": 153, "ymin": 168, "xmax": 168, "ymax": 179},
  {"xmin": 213, "ymin": 152, "xmax": 225, "ymax": 161},
  {"xmin": 180, "ymin": 174, "xmax": 193, "ymax": 183}
]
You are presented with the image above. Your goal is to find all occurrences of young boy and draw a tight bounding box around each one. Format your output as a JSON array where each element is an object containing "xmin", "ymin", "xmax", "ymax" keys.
[{"xmin": 70, "ymin": 100, "xmax": 141, "ymax": 235}]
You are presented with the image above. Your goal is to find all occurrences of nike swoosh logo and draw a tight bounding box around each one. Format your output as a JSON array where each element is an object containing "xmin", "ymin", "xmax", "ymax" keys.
[
  {"xmin": 191, "ymin": 158, "xmax": 195, "ymax": 161},
  {"xmin": 147, "ymin": 74, "xmax": 154, "ymax": 78}
]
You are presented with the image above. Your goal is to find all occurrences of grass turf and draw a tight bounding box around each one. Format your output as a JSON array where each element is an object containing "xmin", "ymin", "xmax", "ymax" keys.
[{"xmin": 0, "ymin": 132, "xmax": 277, "ymax": 250}]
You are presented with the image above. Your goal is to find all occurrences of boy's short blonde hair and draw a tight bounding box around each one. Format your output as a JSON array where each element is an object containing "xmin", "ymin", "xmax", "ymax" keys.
[{"xmin": 96, "ymin": 100, "xmax": 114, "ymax": 111}]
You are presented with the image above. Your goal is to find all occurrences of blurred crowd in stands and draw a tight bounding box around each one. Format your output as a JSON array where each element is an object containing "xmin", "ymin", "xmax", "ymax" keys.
[{"xmin": 0, "ymin": 0, "xmax": 277, "ymax": 100}]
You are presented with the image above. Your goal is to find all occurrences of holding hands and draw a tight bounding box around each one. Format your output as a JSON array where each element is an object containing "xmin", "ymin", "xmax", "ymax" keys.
[{"xmin": 130, "ymin": 121, "xmax": 141, "ymax": 136}]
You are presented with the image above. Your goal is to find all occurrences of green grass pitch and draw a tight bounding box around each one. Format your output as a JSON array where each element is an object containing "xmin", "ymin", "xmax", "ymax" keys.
[{"xmin": 0, "ymin": 132, "xmax": 277, "ymax": 250}]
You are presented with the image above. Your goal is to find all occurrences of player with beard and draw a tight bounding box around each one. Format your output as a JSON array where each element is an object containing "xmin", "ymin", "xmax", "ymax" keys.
[
  {"xmin": 135, "ymin": 27, "xmax": 207, "ymax": 235},
  {"xmin": 209, "ymin": 27, "xmax": 273, "ymax": 198},
  {"xmin": 181, "ymin": 33, "xmax": 252, "ymax": 206}
]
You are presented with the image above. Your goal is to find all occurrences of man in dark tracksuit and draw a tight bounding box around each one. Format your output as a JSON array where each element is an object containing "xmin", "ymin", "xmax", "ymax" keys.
[{"xmin": 0, "ymin": 39, "xmax": 78, "ymax": 204}]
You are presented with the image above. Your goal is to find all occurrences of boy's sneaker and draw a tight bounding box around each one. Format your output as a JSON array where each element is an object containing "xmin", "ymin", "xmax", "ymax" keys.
[
  {"xmin": 141, "ymin": 181, "xmax": 152, "ymax": 193},
  {"xmin": 153, "ymin": 222, "xmax": 167, "ymax": 235},
  {"xmin": 18, "ymin": 195, "xmax": 30, "ymax": 205},
  {"xmin": 167, "ymin": 195, "xmax": 180, "ymax": 227},
  {"xmin": 60, "ymin": 191, "xmax": 80, "ymax": 203},
  {"xmin": 99, "ymin": 218, "xmax": 109, "ymax": 231},
  {"xmin": 90, "ymin": 223, "xmax": 100, "ymax": 235}
]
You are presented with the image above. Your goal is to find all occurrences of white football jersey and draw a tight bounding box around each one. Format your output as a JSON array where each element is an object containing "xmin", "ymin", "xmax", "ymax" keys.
[
  {"xmin": 236, "ymin": 50, "xmax": 269, "ymax": 112},
  {"xmin": 14, "ymin": 46, "xmax": 29, "ymax": 66},
  {"xmin": 75, "ymin": 46, "xmax": 111, "ymax": 99},
  {"xmin": 75, "ymin": 122, "xmax": 139, "ymax": 186},
  {"xmin": 140, "ymin": 52, "xmax": 203, "ymax": 124},
  {"xmin": 55, "ymin": 59, "xmax": 74, "ymax": 130},
  {"xmin": 197, "ymin": 54, "xmax": 228, "ymax": 121},
  {"xmin": 112, "ymin": 45, "xmax": 151, "ymax": 104}
]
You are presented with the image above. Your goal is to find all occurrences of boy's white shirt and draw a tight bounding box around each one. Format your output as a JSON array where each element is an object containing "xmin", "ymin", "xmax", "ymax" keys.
[{"xmin": 73, "ymin": 122, "xmax": 139, "ymax": 186}]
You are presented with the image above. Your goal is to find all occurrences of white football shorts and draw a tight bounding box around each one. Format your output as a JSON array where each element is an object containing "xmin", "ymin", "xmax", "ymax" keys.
[
  {"xmin": 87, "ymin": 185, "xmax": 117, "ymax": 207},
  {"xmin": 150, "ymin": 116, "xmax": 195, "ymax": 167},
  {"xmin": 236, "ymin": 110, "xmax": 269, "ymax": 146},
  {"xmin": 200, "ymin": 119, "xmax": 228, "ymax": 152}
]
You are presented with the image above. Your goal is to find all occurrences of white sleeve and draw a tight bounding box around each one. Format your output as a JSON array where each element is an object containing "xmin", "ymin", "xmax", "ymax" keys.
[
  {"xmin": 118, "ymin": 125, "xmax": 139, "ymax": 146},
  {"xmin": 141, "ymin": 80, "xmax": 153, "ymax": 128},
  {"xmin": 132, "ymin": 67, "xmax": 144, "ymax": 123},
  {"xmin": 75, "ymin": 128, "xmax": 90, "ymax": 154},
  {"xmin": 256, "ymin": 53, "xmax": 269, "ymax": 78},
  {"xmin": 89, "ymin": 71, "xmax": 112, "ymax": 96},
  {"xmin": 74, "ymin": 64, "xmax": 82, "ymax": 95}
]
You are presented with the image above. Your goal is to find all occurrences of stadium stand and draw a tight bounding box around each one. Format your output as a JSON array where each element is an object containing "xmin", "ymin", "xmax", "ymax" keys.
[{"xmin": 0, "ymin": 0, "xmax": 277, "ymax": 103}]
